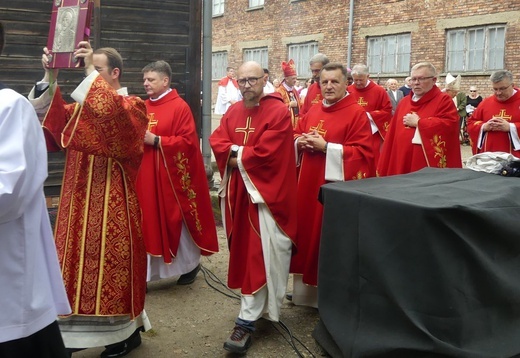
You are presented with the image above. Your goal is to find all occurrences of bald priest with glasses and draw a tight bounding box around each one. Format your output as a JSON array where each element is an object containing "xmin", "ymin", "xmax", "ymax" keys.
[{"xmin": 378, "ymin": 62, "xmax": 462, "ymax": 176}]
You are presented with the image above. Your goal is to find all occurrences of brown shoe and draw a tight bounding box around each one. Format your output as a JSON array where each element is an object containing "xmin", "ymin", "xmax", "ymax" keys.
[{"xmin": 223, "ymin": 325, "xmax": 252, "ymax": 354}]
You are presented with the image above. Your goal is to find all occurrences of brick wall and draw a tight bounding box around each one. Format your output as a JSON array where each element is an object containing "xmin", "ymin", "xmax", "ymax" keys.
[{"xmin": 211, "ymin": 0, "xmax": 520, "ymax": 105}]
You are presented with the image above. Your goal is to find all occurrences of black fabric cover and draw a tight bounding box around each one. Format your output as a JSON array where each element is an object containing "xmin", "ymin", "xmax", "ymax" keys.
[{"xmin": 315, "ymin": 168, "xmax": 520, "ymax": 358}]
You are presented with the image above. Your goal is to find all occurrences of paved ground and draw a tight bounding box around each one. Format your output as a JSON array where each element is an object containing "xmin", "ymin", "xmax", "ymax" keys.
[{"xmin": 71, "ymin": 140, "xmax": 474, "ymax": 358}]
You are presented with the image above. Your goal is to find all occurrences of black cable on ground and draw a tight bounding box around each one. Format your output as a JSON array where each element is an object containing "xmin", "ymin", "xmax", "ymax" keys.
[{"xmin": 200, "ymin": 263, "xmax": 316, "ymax": 357}]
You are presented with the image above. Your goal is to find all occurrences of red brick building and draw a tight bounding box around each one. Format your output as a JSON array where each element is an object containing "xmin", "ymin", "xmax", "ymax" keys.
[{"xmin": 211, "ymin": 0, "xmax": 520, "ymax": 102}]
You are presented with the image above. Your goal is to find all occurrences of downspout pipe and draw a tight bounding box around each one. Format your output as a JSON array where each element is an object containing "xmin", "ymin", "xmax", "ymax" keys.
[
  {"xmin": 202, "ymin": 0, "xmax": 213, "ymax": 184},
  {"xmin": 347, "ymin": 0, "xmax": 354, "ymax": 69}
]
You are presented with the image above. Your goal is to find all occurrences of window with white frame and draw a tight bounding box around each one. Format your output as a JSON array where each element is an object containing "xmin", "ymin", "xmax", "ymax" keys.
[
  {"xmin": 212, "ymin": 52, "xmax": 228, "ymax": 80},
  {"xmin": 243, "ymin": 47, "xmax": 268, "ymax": 69},
  {"xmin": 446, "ymin": 25, "xmax": 505, "ymax": 72},
  {"xmin": 367, "ymin": 33, "xmax": 411, "ymax": 74},
  {"xmin": 213, "ymin": 0, "xmax": 224, "ymax": 16},
  {"xmin": 249, "ymin": 0, "xmax": 264, "ymax": 8},
  {"xmin": 288, "ymin": 42, "xmax": 318, "ymax": 78}
]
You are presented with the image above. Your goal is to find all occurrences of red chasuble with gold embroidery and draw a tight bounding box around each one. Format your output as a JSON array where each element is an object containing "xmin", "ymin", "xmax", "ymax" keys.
[
  {"xmin": 348, "ymin": 81, "xmax": 393, "ymax": 165},
  {"xmin": 209, "ymin": 94, "xmax": 297, "ymax": 294},
  {"xmin": 42, "ymin": 76, "xmax": 148, "ymax": 318},
  {"xmin": 291, "ymin": 94, "xmax": 375, "ymax": 286},
  {"xmin": 378, "ymin": 86, "xmax": 462, "ymax": 176},
  {"xmin": 300, "ymin": 82, "xmax": 322, "ymax": 117},
  {"xmin": 276, "ymin": 83, "xmax": 301, "ymax": 128},
  {"xmin": 467, "ymin": 90, "xmax": 520, "ymax": 156},
  {"xmin": 136, "ymin": 89, "xmax": 218, "ymax": 263}
]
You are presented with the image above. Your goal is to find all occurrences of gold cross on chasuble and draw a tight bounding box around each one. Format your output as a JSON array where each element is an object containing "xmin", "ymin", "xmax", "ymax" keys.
[
  {"xmin": 357, "ymin": 97, "xmax": 368, "ymax": 107},
  {"xmin": 147, "ymin": 113, "xmax": 158, "ymax": 131},
  {"xmin": 493, "ymin": 109, "xmax": 512, "ymax": 122},
  {"xmin": 310, "ymin": 120, "xmax": 327, "ymax": 137},
  {"xmin": 235, "ymin": 116, "xmax": 255, "ymax": 145}
]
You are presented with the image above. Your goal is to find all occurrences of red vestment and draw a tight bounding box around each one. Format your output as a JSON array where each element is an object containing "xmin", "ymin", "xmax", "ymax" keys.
[
  {"xmin": 136, "ymin": 89, "xmax": 218, "ymax": 263},
  {"xmin": 209, "ymin": 94, "xmax": 298, "ymax": 294},
  {"xmin": 41, "ymin": 76, "xmax": 148, "ymax": 318},
  {"xmin": 276, "ymin": 83, "xmax": 301, "ymax": 128},
  {"xmin": 378, "ymin": 86, "xmax": 462, "ymax": 176},
  {"xmin": 300, "ymin": 82, "xmax": 322, "ymax": 116},
  {"xmin": 348, "ymin": 81, "xmax": 393, "ymax": 165},
  {"xmin": 467, "ymin": 90, "xmax": 520, "ymax": 156},
  {"xmin": 291, "ymin": 94, "xmax": 376, "ymax": 286}
]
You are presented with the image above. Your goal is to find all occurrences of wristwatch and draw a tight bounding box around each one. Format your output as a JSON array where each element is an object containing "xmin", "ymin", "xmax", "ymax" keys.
[{"xmin": 230, "ymin": 144, "xmax": 239, "ymax": 158}]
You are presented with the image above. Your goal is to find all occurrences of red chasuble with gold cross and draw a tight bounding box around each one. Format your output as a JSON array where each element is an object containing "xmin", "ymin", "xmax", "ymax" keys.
[
  {"xmin": 290, "ymin": 94, "xmax": 375, "ymax": 286},
  {"xmin": 136, "ymin": 89, "xmax": 218, "ymax": 263},
  {"xmin": 42, "ymin": 76, "xmax": 148, "ymax": 318},
  {"xmin": 348, "ymin": 81, "xmax": 393, "ymax": 165},
  {"xmin": 467, "ymin": 90, "xmax": 520, "ymax": 156},
  {"xmin": 210, "ymin": 94, "xmax": 298, "ymax": 294},
  {"xmin": 378, "ymin": 86, "xmax": 462, "ymax": 177}
]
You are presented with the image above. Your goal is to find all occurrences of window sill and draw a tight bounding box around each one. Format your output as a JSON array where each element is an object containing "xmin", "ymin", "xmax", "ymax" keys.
[{"xmin": 246, "ymin": 6, "xmax": 264, "ymax": 12}]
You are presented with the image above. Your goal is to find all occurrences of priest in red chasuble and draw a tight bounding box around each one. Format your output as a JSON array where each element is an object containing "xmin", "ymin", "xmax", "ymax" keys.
[
  {"xmin": 275, "ymin": 58, "xmax": 301, "ymax": 128},
  {"xmin": 467, "ymin": 70, "xmax": 520, "ymax": 156},
  {"xmin": 137, "ymin": 61, "xmax": 218, "ymax": 285},
  {"xmin": 291, "ymin": 63, "xmax": 375, "ymax": 308},
  {"xmin": 300, "ymin": 53, "xmax": 330, "ymax": 116},
  {"xmin": 210, "ymin": 61, "xmax": 297, "ymax": 354},
  {"xmin": 29, "ymin": 42, "xmax": 150, "ymax": 356},
  {"xmin": 378, "ymin": 62, "xmax": 462, "ymax": 176},
  {"xmin": 348, "ymin": 64, "xmax": 393, "ymax": 166}
]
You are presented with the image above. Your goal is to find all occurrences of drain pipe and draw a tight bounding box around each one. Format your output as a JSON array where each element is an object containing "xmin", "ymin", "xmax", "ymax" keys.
[
  {"xmin": 202, "ymin": 0, "xmax": 214, "ymax": 186},
  {"xmin": 346, "ymin": 0, "xmax": 354, "ymax": 69}
]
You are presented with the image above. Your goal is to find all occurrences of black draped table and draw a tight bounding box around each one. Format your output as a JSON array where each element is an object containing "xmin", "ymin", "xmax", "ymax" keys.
[{"xmin": 314, "ymin": 168, "xmax": 520, "ymax": 358}]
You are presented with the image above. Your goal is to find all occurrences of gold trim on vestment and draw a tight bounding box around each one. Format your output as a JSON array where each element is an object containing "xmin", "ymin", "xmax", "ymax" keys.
[
  {"xmin": 75, "ymin": 154, "xmax": 94, "ymax": 313},
  {"xmin": 95, "ymin": 157, "xmax": 112, "ymax": 314}
]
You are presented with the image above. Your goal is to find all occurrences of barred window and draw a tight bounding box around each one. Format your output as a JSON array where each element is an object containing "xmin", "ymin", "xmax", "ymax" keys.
[
  {"xmin": 367, "ymin": 33, "xmax": 411, "ymax": 74},
  {"xmin": 446, "ymin": 25, "xmax": 505, "ymax": 72},
  {"xmin": 243, "ymin": 47, "xmax": 268, "ymax": 69},
  {"xmin": 212, "ymin": 52, "xmax": 228, "ymax": 80},
  {"xmin": 288, "ymin": 42, "xmax": 319, "ymax": 78}
]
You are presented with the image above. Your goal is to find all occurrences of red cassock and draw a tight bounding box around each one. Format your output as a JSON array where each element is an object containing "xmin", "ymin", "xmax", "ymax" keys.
[
  {"xmin": 276, "ymin": 84, "xmax": 301, "ymax": 128},
  {"xmin": 209, "ymin": 94, "xmax": 298, "ymax": 294},
  {"xmin": 136, "ymin": 89, "xmax": 218, "ymax": 263},
  {"xmin": 467, "ymin": 90, "xmax": 520, "ymax": 156},
  {"xmin": 378, "ymin": 86, "xmax": 462, "ymax": 176},
  {"xmin": 291, "ymin": 94, "xmax": 376, "ymax": 286},
  {"xmin": 300, "ymin": 82, "xmax": 322, "ymax": 117},
  {"xmin": 41, "ymin": 76, "xmax": 148, "ymax": 318},
  {"xmin": 347, "ymin": 81, "xmax": 393, "ymax": 165}
]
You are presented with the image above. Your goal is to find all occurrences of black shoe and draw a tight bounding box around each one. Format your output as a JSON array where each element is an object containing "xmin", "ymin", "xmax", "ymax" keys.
[
  {"xmin": 285, "ymin": 293, "xmax": 293, "ymax": 301},
  {"xmin": 177, "ymin": 264, "xmax": 201, "ymax": 285},
  {"xmin": 100, "ymin": 328, "xmax": 142, "ymax": 358}
]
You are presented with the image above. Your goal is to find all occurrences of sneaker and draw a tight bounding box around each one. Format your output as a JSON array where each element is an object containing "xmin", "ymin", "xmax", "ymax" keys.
[{"xmin": 223, "ymin": 325, "xmax": 252, "ymax": 354}]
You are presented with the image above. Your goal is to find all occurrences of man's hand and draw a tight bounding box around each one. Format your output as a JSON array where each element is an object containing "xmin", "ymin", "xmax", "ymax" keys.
[
  {"xmin": 144, "ymin": 130, "xmax": 157, "ymax": 146},
  {"xmin": 41, "ymin": 47, "xmax": 59, "ymax": 82},
  {"xmin": 227, "ymin": 157, "xmax": 238, "ymax": 168},
  {"xmin": 300, "ymin": 131, "xmax": 327, "ymax": 153},
  {"xmin": 486, "ymin": 117, "xmax": 510, "ymax": 132},
  {"xmin": 73, "ymin": 41, "xmax": 94, "ymax": 76},
  {"xmin": 403, "ymin": 112, "xmax": 420, "ymax": 128}
]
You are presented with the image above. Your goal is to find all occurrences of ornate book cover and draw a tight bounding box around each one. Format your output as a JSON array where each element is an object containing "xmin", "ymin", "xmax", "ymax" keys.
[{"xmin": 46, "ymin": 0, "xmax": 94, "ymax": 69}]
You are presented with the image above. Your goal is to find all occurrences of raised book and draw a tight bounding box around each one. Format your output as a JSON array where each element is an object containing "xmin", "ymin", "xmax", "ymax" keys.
[{"xmin": 46, "ymin": 0, "xmax": 94, "ymax": 69}]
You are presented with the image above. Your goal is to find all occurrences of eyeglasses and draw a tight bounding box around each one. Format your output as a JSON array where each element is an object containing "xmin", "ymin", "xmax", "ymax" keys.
[
  {"xmin": 493, "ymin": 84, "xmax": 512, "ymax": 92},
  {"xmin": 469, "ymin": 90, "xmax": 477, "ymax": 92},
  {"xmin": 410, "ymin": 76, "xmax": 434, "ymax": 83},
  {"xmin": 237, "ymin": 77, "xmax": 262, "ymax": 86}
]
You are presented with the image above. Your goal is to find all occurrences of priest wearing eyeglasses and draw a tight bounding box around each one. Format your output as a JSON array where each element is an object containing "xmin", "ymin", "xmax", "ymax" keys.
[
  {"xmin": 378, "ymin": 62, "xmax": 462, "ymax": 176},
  {"xmin": 466, "ymin": 70, "xmax": 520, "ymax": 156},
  {"xmin": 210, "ymin": 61, "xmax": 297, "ymax": 354}
]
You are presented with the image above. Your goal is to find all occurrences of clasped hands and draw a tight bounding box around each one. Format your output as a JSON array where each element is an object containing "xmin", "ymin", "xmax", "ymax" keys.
[
  {"xmin": 483, "ymin": 117, "xmax": 510, "ymax": 132},
  {"xmin": 403, "ymin": 112, "xmax": 420, "ymax": 128},
  {"xmin": 297, "ymin": 130, "xmax": 327, "ymax": 153}
]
